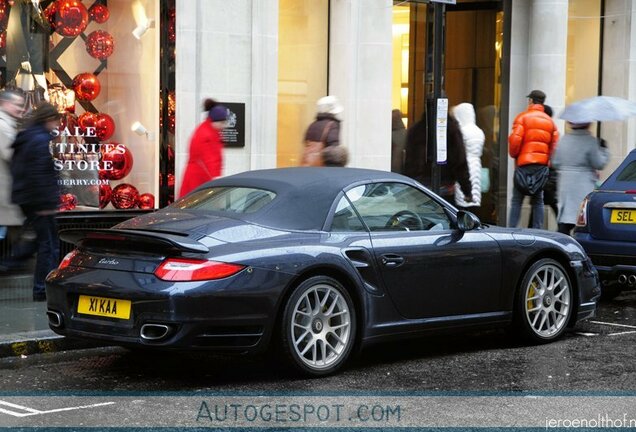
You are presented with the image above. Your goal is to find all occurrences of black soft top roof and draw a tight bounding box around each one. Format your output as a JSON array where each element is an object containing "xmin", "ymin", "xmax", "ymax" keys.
[{"xmin": 195, "ymin": 167, "xmax": 417, "ymax": 230}]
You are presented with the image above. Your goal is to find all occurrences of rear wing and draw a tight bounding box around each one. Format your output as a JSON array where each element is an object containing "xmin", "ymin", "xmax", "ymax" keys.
[{"xmin": 60, "ymin": 229, "xmax": 210, "ymax": 254}]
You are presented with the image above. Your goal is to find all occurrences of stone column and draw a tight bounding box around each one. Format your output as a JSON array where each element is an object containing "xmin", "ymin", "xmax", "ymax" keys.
[
  {"xmin": 527, "ymin": 0, "xmax": 568, "ymax": 126},
  {"xmin": 329, "ymin": 0, "xmax": 393, "ymax": 170},
  {"xmin": 507, "ymin": 0, "xmax": 568, "ymax": 228},
  {"xmin": 602, "ymin": 0, "xmax": 636, "ymax": 174},
  {"xmin": 175, "ymin": 0, "xmax": 278, "ymax": 189}
]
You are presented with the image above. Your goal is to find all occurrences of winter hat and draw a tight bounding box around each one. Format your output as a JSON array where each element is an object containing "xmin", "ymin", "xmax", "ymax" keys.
[
  {"xmin": 526, "ymin": 89, "xmax": 546, "ymax": 104},
  {"xmin": 209, "ymin": 105, "xmax": 228, "ymax": 122},
  {"xmin": 316, "ymin": 96, "xmax": 343, "ymax": 119}
]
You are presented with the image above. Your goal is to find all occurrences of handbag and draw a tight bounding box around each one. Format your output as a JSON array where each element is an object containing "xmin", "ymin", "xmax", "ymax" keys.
[
  {"xmin": 5, "ymin": 69, "xmax": 47, "ymax": 115},
  {"xmin": 23, "ymin": 81, "xmax": 47, "ymax": 115},
  {"xmin": 48, "ymin": 83, "xmax": 76, "ymax": 113},
  {"xmin": 513, "ymin": 164, "xmax": 550, "ymax": 196},
  {"xmin": 301, "ymin": 121, "xmax": 335, "ymax": 166}
]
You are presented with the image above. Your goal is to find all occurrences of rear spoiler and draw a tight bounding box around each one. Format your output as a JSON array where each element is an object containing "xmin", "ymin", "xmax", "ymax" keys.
[{"xmin": 60, "ymin": 229, "xmax": 210, "ymax": 254}]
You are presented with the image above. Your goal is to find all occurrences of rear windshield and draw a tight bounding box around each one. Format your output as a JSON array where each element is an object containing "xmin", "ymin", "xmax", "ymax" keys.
[
  {"xmin": 173, "ymin": 187, "xmax": 276, "ymax": 214},
  {"xmin": 616, "ymin": 161, "xmax": 636, "ymax": 182}
]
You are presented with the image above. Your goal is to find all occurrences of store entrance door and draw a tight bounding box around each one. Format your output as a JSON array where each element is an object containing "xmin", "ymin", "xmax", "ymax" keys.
[{"xmin": 391, "ymin": 0, "xmax": 505, "ymax": 224}]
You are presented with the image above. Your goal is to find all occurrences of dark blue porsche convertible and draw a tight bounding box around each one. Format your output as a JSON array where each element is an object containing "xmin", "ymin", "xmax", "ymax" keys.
[{"xmin": 46, "ymin": 168, "xmax": 600, "ymax": 376}]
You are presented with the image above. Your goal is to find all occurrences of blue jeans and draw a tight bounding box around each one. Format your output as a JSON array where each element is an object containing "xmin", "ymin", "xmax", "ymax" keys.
[
  {"xmin": 5, "ymin": 207, "xmax": 59, "ymax": 296},
  {"xmin": 508, "ymin": 185, "xmax": 544, "ymax": 229}
]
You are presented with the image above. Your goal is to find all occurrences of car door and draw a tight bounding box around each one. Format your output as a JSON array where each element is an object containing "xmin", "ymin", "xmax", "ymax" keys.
[{"xmin": 345, "ymin": 182, "xmax": 502, "ymax": 320}]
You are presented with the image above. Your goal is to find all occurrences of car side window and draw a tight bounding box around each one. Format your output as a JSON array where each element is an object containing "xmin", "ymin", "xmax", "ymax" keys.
[
  {"xmin": 331, "ymin": 195, "xmax": 366, "ymax": 232},
  {"xmin": 345, "ymin": 182, "xmax": 451, "ymax": 232},
  {"xmin": 616, "ymin": 161, "xmax": 636, "ymax": 182}
]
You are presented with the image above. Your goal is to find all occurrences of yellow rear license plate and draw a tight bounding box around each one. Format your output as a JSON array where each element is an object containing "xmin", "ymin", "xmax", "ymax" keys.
[
  {"xmin": 77, "ymin": 295, "xmax": 131, "ymax": 320},
  {"xmin": 610, "ymin": 209, "xmax": 636, "ymax": 224}
]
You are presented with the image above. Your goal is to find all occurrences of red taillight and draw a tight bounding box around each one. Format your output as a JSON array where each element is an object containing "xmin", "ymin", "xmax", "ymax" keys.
[
  {"xmin": 154, "ymin": 258, "xmax": 245, "ymax": 281},
  {"xmin": 58, "ymin": 249, "xmax": 79, "ymax": 270},
  {"xmin": 576, "ymin": 197, "xmax": 589, "ymax": 227}
]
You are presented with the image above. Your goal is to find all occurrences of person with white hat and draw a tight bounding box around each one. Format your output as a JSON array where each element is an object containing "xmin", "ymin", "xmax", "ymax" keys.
[{"xmin": 301, "ymin": 96, "xmax": 343, "ymax": 166}]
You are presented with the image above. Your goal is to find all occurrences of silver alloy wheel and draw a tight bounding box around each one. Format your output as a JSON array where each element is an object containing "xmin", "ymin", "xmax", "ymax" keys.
[
  {"xmin": 524, "ymin": 263, "xmax": 571, "ymax": 338},
  {"xmin": 290, "ymin": 283, "xmax": 352, "ymax": 370}
]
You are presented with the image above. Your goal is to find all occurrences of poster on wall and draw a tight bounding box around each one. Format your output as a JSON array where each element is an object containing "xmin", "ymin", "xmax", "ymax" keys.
[
  {"xmin": 0, "ymin": 0, "xmax": 161, "ymax": 212},
  {"xmin": 220, "ymin": 102, "xmax": 245, "ymax": 148}
]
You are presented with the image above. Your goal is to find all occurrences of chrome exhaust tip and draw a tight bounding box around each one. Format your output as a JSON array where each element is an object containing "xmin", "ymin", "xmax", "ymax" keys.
[
  {"xmin": 628, "ymin": 275, "xmax": 636, "ymax": 285},
  {"xmin": 140, "ymin": 324, "xmax": 171, "ymax": 341},
  {"xmin": 47, "ymin": 310, "xmax": 63, "ymax": 328},
  {"xmin": 618, "ymin": 274, "xmax": 628, "ymax": 284}
]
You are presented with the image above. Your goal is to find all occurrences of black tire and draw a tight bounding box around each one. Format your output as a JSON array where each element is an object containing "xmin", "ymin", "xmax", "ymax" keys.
[
  {"xmin": 280, "ymin": 276, "xmax": 356, "ymax": 376},
  {"xmin": 515, "ymin": 258, "xmax": 573, "ymax": 343}
]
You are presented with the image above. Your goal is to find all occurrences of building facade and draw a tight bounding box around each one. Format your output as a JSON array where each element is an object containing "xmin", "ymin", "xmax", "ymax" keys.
[{"xmin": 1, "ymin": 0, "xmax": 634, "ymax": 230}]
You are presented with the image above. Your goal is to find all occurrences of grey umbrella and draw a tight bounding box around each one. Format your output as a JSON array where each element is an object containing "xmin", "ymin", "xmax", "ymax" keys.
[{"xmin": 560, "ymin": 96, "xmax": 636, "ymax": 123}]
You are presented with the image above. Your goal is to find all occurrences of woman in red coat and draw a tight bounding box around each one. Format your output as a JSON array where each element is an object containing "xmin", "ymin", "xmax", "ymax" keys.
[{"xmin": 179, "ymin": 99, "xmax": 227, "ymax": 198}]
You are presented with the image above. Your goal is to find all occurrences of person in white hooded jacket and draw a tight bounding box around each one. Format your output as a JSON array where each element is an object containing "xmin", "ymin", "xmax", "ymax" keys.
[{"xmin": 453, "ymin": 103, "xmax": 485, "ymax": 209}]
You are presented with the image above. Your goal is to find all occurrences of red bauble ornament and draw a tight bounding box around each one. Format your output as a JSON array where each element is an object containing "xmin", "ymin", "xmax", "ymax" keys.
[
  {"xmin": 43, "ymin": 2, "xmax": 58, "ymax": 29},
  {"xmin": 72, "ymin": 73, "xmax": 101, "ymax": 101},
  {"xmin": 77, "ymin": 112, "xmax": 97, "ymax": 135},
  {"xmin": 95, "ymin": 113, "xmax": 115, "ymax": 140},
  {"xmin": 138, "ymin": 193, "xmax": 155, "ymax": 210},
  {"xmin": 111, "ymin": 184, "xmax": 139, "ymax": 210},
  {"xmin": 0, "ymin": 32, "xmax": 6, "ymax": 52},
  {"xmin": 167, "ymin": 173, "xmax": 175, "ymax": 188},
  {"xmin": 88, "ymin": 4, "xmax": 109, "ymax": 23},
  {"xmin": 99, "ymin": 184, "xmax": 112, "ymax": 209},
  {"xmin": 86, "ymin": 30, "xmax": 114, "ymax": 60},
  {"xmin": 59, "ymin": 193, "xmax": 77, "ymax": 211},
  {"xmin": 99, "ymin": 144, "xmax": 133, "ymax": 180},
  {"xmin": 50, "ymin": 0, "xmax": 89, "ymax": 37}
]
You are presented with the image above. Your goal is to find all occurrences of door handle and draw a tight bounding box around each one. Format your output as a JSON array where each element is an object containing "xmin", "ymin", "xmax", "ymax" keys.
[{"xmin": 381, "ymin": 254, "xmax": 404, "ymax": 268}]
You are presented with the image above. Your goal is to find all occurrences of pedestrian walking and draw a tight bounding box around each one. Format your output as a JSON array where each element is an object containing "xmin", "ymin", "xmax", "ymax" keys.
[
  {"xmin": 301, "ymin": 95, "xmax": 342, "ymax": 167},
  {"xmin": 508, "ymin": 89, "xmax": 559, "ymax": 228},
  {"xmin": 552, "ymin": 122, "xmax": 609, "ymax": 235},
  {"xmin": 391, "ymin": 109, "xmax": 407, "ymax": 173},
  {"xmin": 0, "ymin": 103, "xmax": 61, "ymax": 301},
  {"xmin": 403, "ymin": 110, "xmax": 471, "ymax": 204},
  {"xmin": 0, "ymin": 90, "xmax": 25, "ymax": 241},
  {"xmin": 528, "ymin": 105, "xmax": 559, "ymax": 226},
  {"xmin": 440, "ymin": 113, "xmax": 472, "ymax": 203},
  {"xmin": 179, "ymin": 99, "xmax": 227, "ymax": 198},
  {"xmin": 452, "ymin": 103, "xmax": 485, "ymax": 210}
]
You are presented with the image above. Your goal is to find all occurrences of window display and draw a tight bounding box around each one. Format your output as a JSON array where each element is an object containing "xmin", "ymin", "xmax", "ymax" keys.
[{"xmin": 0, "ymin": 0, "xmax": 161, "ymax": 212}]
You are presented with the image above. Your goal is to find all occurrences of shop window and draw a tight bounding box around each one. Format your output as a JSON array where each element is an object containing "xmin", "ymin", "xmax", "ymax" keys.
[
  {"xmin": 277, "ymin": 0, "xmax": 329, "ymax": 167},
  {"xmin": 391, "ymin": 0, "xmax": 504, "ymax": 224},
  {"xmin": 566, "ymin": 0, "xmax": 601, "ymax": 130},
  {"xmin": 0, "ymin": 0, "xmax": 167, "ymax": 212}
]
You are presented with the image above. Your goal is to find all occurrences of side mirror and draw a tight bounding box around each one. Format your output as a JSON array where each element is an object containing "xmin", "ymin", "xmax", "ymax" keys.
[{"xmin": 457, "ymin": 210, "xmax": 481, "ymax": 231}]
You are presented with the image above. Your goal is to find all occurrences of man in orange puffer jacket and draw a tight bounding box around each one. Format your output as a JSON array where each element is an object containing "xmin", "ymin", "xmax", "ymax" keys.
[{"xmin": 508, "ymin": 89, "xmax": 559, "ymax": 229}]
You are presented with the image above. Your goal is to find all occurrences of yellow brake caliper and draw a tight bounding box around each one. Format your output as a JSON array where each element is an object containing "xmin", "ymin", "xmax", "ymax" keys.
[{"xmin": 527, "ymin": 281, "xmax": 538, "ymax": 311}]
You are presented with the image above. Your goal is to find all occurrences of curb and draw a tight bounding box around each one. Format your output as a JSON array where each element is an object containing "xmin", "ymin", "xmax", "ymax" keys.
[{"xmin": 0, "ymin": 330, "xmax": 106, "ymax": 358}]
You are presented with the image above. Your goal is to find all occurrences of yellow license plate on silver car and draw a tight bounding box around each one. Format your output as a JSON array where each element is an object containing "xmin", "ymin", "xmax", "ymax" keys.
[
  {"xmin": 77, "ymin": 295, "xmax": 131, "ymax": 319},
  {"xmin": 610, "ymin": 209, "xmax": 636, "ymax": 224}
]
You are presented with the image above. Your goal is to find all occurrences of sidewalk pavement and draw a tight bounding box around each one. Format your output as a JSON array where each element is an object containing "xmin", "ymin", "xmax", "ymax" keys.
[{"xmin": 0, "ymin": 274, "xmax": 103, "ymax": 358}]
